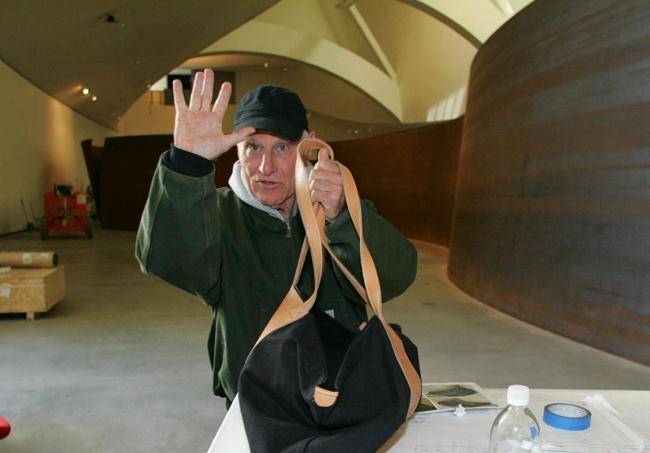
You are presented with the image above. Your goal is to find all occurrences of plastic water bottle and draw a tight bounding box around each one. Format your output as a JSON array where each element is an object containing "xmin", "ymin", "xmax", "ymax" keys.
[{"xmin": 489, "ymin": 385, "xmax": 541, "ymax": 453}]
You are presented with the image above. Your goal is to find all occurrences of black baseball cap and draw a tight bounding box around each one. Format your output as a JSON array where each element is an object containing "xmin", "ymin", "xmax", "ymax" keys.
[{"xmin": 234, "ymin": 85, "xmax": 308, "ymax": 142}]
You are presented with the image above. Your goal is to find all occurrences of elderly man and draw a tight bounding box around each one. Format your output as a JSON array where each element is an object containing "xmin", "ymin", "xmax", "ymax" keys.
[{"xmin": 136, "ymin": 69, "xmax": 417, "ymax": 406}]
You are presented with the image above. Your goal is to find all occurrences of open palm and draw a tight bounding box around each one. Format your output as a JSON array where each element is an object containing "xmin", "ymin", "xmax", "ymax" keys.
[{"xmin": 173, "ymin": 69, "xmax": 254, "ymax": 160}]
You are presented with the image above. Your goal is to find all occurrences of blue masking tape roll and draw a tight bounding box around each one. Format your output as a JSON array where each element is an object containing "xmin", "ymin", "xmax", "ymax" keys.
[{"xmin": 543, "ymin": 403, "xmax": 591, "ymax": 431}]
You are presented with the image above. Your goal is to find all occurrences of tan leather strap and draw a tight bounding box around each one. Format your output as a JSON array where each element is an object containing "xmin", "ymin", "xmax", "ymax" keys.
[
  {"xmin": 300, "ymin": 139, "xmax": 370, "ymax": 304},
  {"xmin": 252, "ymin": 138, "xmax": 421, "ymax": 419},
  {"xmin": 253, "ymin": 147, "xmax": 325, "ymax": 348},
  {"xmin": 338, "ymin": 156, "xmax": 421, "ymax": 418},
  {"xmin": 295, "ymin": 139, "xmax": 422, "ymax": 418},
  {"xmin": 313, "ymin": 387, "xmax": 338, "ymax": 408},
  {"xmin": 320, "ymin": 234, "xmax": 369, "ymax": 304}
]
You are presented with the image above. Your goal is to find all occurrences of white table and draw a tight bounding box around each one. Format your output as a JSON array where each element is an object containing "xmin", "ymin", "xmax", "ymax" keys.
[
  {"xmin": 380, "ymin": 388, "xmax": 650, "ymax": 452},
  {"xmin": 209, "ymin": 388, "xmax": 650, "ymax": 452}
]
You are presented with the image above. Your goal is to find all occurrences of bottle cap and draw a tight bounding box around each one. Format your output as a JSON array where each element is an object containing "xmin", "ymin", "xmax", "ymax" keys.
[{"xmin": 507, "ymin": 385, "xmax": 530, "ymax": 406}]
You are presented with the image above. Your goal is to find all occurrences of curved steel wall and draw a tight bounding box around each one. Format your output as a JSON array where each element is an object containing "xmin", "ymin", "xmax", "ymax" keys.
[
  {"xmin": 448, "ymin": 0, "xmax": 650, "ymax": 364},
  {"xmin": 334, "ymin": 120, "xmax": 462, "ymax": 246}
]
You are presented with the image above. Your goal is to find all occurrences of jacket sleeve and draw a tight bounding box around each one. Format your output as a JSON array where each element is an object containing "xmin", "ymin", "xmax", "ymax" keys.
[
  {"xmin": 135, "ymin": 149, "xmax": 221, "ymax": 303},
  {"xmin": 325, "ymin": 200, "xmax": 417, "ymax": 305}
]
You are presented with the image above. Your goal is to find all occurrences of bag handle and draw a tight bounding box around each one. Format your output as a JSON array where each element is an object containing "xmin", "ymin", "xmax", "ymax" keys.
[
  {"xmin": 252, "ymin": 143, "xmax": 326, "ymax": 347},
  {"xmin": 296, "ymin": 139, "xmax": 421, "ymax": 418},
  {"xmin": 252, "ymin": 138, "xmax": 421, "ymax": 419}
]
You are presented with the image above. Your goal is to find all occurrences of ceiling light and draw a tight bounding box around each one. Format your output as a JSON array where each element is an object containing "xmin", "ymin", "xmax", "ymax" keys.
[
  {"xmin": 264, "ymin": 62, "xmax": 270, "ymax": 69},
  {"xmin": 283, "ymin": 67, "xmax": 288, "ymax": 72},
  {"xmin": 82, "ymin": 88, "xmax": 90, "ymax": 96},
  {"xmin": 91, "ymin": 95, "xmax": 98, "ymax": 102},
  {"xmin": 103, "ymin": 13, "xmax": 124, "ymax": 27}
]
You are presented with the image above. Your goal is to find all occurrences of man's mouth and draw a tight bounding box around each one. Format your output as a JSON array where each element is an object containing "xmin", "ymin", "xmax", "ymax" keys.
[{"xmin": 255, "ymin": 180, "xmax": 280, "ymax": 187}]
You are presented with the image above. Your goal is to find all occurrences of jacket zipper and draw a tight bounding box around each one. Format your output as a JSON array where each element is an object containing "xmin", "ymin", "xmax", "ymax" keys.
[{"xmin": 285, "ymin": 223, "xmax": 293, "ymax": 239}]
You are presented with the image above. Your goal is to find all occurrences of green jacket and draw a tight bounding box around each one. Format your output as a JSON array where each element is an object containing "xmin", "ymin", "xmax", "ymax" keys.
[{"xmin": 136, "ymin": 156, "xmax": 417, "ymax": 401}]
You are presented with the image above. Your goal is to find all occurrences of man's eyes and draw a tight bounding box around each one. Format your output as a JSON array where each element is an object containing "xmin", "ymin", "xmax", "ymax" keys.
[{"xmin": 246, "ymin": 143, "xmax": 290, "ymax": 153}]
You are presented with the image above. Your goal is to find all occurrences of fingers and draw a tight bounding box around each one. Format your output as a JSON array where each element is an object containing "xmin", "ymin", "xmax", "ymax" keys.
[
  {"xmin": 212, "ymin": 81, "xmax": 232, "ymax": 120},
  {"xmin": 310, "ymin": 166, "xmax": 341, "ymax": 186},
  {"xmin": 184, "ymin": 68, "xmax": 230, "ymax": 116},
  {"xmin": 222, "ymin": 126, "xmax": 256, "ymax": 150},
  {"xmin": 200, "ymin": 69, "xmax": 214, "ymax": 111},
  {"xmin": 172, "ymin": 79, "xmax": 187, "ymax": 111},
  {"xmin": 317, "ymin": 147, "xmax": 334, "ymax": 162},
  {"xmin": 310, "ymin": 162, "xmax": 343, "ymax": 196},
  {"xmin": 310, "ymin": 178, "xmax": 340, "ymax": 195},
  {"xmin": 312, "ymin": 148, "xmax": 341, "ymax": 182},
  {"xmin": 310, "ymin": 183, "xmax": 345, "ymax": 221},
  {"xmin": 188, "ymin": 71, "xmax": 204, "ymax": 110},
  {"xmin": 310, "ymin": 152, "xmax": 345, "ymax": 220}
]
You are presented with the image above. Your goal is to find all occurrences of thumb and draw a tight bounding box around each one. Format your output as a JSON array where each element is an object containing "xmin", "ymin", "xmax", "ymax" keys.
[
  {"xmin": 223, "ymin": 127, "xmax": 255, "ymax": 149},
  {"xmin": 317, "ymin": 147, "xmax": 331, "ymax": 162}
]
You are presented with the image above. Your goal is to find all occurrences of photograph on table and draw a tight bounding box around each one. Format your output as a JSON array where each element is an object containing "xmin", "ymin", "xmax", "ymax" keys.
[{"xmin": 416, "ymin": 382, "xmax": 497, "ymax": 413}]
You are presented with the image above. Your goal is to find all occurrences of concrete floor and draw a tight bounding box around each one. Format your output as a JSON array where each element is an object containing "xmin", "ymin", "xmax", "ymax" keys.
[{"xmin": 1, "ymin": 229, "xmax": 649, "ymax": 453}]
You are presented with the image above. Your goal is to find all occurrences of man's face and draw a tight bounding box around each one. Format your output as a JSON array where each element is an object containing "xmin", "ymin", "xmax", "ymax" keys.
[{"xmin": 238, "ymin": 133, "xmax": 299, "ymax": 219}]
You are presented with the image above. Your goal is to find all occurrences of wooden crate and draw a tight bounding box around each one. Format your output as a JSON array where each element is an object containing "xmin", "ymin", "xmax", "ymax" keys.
[{"xmin": 0, "ymin": 266, "xmax": 65, "ymax": 320}]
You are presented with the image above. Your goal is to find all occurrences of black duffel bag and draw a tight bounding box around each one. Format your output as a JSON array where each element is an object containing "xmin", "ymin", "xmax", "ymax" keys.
[{"xmin": 238, "ymin": 138, "xmax": 422, "ymax": 453}]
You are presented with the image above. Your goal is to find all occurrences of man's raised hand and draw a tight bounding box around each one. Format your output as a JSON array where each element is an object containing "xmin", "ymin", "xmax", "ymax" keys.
[{"xmin": 173, "ymin": 69, "xmax": 254, "ymax": 160}]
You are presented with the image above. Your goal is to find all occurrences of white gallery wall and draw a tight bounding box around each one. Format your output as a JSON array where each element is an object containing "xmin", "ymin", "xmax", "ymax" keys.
[{"xmin": 0, "ymin": 59, "xmax": 114, "ymax": 235}]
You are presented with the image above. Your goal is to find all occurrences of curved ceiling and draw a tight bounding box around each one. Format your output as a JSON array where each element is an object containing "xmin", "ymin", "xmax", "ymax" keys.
[
  {"xmin": 182, "ymin": 53, "xmax": 397, "ymax": 124},
  {"xmin": 0, "ymin": 0, "xmax": 533, "ymax": 130},
  {"xmin": 200, "ymin": 20, "xmax": 403, "ymax": 121},
  {"xmin": 0, "ymin": 0, "xmax": 279, "ymax": 130}
]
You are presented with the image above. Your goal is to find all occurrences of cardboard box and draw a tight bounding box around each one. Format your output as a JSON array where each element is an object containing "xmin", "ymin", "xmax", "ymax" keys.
[{"xmin": 0, "ymin": 266, "xmax": 65, "ymax": 320}]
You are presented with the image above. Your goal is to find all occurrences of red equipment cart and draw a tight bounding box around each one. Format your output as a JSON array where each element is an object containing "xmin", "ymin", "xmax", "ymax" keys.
[{"xmin": 41, "ymin": 184, "xmax": 93, "ymax": 240}]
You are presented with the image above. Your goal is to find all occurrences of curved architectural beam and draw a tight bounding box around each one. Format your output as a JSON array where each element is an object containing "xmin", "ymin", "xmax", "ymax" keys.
[
  {"xmin": 348, "ymin": 5, "xmax": 398, "ymax": 81},
  {"xmin": 202, "ymin": 20, "xmax": 403, "ymax": 122},
  {"xmin": 399, "ymin": 0, "xmax": 532, "ymax": 47}
]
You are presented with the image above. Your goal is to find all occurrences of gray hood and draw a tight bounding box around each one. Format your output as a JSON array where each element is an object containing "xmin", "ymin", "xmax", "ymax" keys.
[{"xmin": 228, "ymin": 160, "xmax": 312, "ymax": 222}]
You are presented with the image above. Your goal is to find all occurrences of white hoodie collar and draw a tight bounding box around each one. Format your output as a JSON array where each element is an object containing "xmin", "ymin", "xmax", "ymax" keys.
[{"xmin": 228, "ymin": 160, "xmax": 312, "ymax": 222}]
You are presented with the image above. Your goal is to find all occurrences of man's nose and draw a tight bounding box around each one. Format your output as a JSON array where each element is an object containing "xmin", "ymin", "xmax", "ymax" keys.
[{"xmin": 259, "ymin": 150, "xmax": 276, "ymax": 175}]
